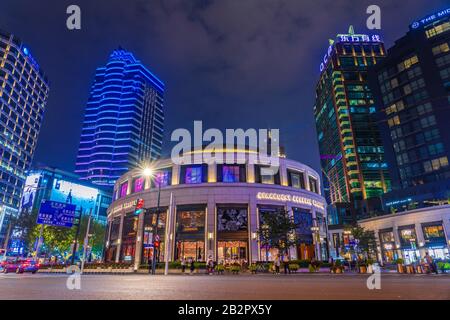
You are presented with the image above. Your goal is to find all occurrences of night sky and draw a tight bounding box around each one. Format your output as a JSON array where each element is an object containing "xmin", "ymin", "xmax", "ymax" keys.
[{"xmin": 1, "ymin": 0, "xmax": 449, "ymax": 174}]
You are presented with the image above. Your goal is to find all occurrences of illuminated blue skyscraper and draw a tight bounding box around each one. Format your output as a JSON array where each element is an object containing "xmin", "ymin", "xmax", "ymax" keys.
[
  {"xmin": 75, "ymin": 49, "xmax": 165, "ymax": 187},
  {"xmin": 0, "ymin": 30, "xmax": 49, "ymax": 245}
]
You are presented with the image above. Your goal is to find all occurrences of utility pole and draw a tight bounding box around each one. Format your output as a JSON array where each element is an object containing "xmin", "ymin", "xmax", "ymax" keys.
[
  {"xmin": 151, "ymin": 181, "xmax": 162, "ymax": 275},
  {"xmin": 71, "ymin": 207, "xmax": 83, "ymax": 266},
  {"xmin": 80, "ymin": 207, "xmax": 93, "ymax": 274},
  {"xmin": 34, "ymin": 224, "xmax": 44, "ymax": 262}
]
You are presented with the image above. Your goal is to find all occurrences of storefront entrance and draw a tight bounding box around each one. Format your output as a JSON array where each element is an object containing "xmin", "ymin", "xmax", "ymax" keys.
[{"xmin": 217, "ymin": 241, "xmax": 248, "ymax": 264}]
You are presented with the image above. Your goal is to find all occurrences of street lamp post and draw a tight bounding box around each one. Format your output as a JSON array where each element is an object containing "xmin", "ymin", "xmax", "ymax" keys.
[
  {"xmin": 71, "ymin": 207, "xmax": 83, "ymax": 266},
  {"xmin": 143, "ymin": 167, "xmax": 162, "ymax": 275},
  {"xmin": 80, "ymin": 207, "xmax": 93, "ymax": 274}
]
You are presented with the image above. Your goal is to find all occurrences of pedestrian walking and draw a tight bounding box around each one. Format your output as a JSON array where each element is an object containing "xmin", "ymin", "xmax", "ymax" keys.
[
  {"xmin": 283, "ymin": 253, "xmax": 290, "ymax": 274},
  {"xmin": 207, "ymin": 256, "xmax": 214, "ymax": 275},
  {"xmin": 189, "ymin": 257, "xmax": 195, "ymax": 275},
  {"xmin": 147, "ymin": 256, "xmax": 152, "ymax": 274},
  {"xmin": 181, "ymin": 256, "xmax": 186, "ymax": 274},
  {"xmin": 274, "ymin": 254, "xmax": 281, "ymax": 274},
  {"xmin": 425, "ymin": 252, "xmax": 438, "ymax": 274}
]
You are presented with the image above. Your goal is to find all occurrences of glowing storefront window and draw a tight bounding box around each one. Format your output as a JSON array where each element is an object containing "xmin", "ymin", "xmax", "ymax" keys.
[
  {"xmin": 133, "ymin": 177, "xmax": 144, "ymax": 193},
  {"xmin": 222, "ymin": 165, "xmax": 240, "ymax": 183},
  {"xmin": 153, "ymin": 170, "xmax": 171, "ymax": 187},
  {"xmin": 120, "ymin": 182, "xmax": 128, "ymax": 198},
  {"xmin": 185, "ymin": 167, "xmax": 202, "ymax": 184}
]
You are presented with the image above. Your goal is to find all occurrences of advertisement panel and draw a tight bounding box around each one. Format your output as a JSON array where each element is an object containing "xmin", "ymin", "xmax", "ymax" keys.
[
  {"xmin": 20, "ymin": 173, "xmax": 42, "ymax": 211},
  {"xmin": 50, "ymin": 179, "xmax": 99, "ymax": 213}
]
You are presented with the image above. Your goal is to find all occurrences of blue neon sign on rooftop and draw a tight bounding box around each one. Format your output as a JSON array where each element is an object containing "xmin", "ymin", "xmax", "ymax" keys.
[{"xmin": 410, "ymin": 7, "xmax": 450, "ymax": 29}]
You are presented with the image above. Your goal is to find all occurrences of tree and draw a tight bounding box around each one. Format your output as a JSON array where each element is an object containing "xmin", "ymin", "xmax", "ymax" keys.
[
  {"xmin": 257, "ymin": 208, "xmax": 300, "ymax": 261},
  {"xmin": 342, "ymin": 224, "xmax": 377, "ymax": 260}
]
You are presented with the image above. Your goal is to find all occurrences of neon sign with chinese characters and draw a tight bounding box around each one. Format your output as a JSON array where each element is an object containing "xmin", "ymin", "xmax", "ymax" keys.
[{"xmin": 319, "ymin": 34, "xmax": 382, "ymax": 72}]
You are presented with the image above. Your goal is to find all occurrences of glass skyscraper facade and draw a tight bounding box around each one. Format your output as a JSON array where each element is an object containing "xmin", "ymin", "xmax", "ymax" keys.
[
  {"xmin": 0, "ymin": 30, "xmax": 49, "ymax": 244},
  {"xmin": 75, "ymin": 48, "xmax": 165, "ymax": 187},
  {"xmin": 314, "ymin": 27, "xmax": 390, "ymax": 221},
  {"xmin": 369, "ymin": 8, "xmax": 450, "ymax": 211}
]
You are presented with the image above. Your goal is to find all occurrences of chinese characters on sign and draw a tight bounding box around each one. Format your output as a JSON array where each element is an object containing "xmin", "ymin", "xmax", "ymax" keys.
[{"xmin": 37, "ymin": 200, "xmax": 77, "ymax": 228}]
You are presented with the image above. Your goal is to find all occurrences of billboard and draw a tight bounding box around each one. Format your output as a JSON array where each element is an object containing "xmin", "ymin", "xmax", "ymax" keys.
[
  {"xmin": 50, "ymin": 179, "xmax": 99, "ymax": 213},
  {"xmin": 20, "ymin": 173, "xmax": 42, "ymax": 211}
]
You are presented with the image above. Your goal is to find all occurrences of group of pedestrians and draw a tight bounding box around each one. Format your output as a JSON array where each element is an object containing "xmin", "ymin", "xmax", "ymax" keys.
[
  {"xmin": 180, "ymin": 257, "xmax": 196, "ymax": 274},
  {"xmin": 273, "ymin": 253, "xmax": 291, "ymax": 274}
]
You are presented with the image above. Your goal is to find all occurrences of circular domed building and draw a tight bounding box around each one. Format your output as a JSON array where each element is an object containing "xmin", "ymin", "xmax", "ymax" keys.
[{"xmin": 104, "ymin": 148, "xmax": 327, "ymax": 267}]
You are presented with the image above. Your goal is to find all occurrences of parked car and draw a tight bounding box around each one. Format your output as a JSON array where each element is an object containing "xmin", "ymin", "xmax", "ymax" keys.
[{"xmin": 2, "ymin": 259, "xmax": 39, "ymax": 274}]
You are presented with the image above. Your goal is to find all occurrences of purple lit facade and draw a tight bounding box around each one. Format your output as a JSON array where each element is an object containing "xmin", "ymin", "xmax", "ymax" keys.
[{"xmin": 75, "ymin": 49, "xmax": 165, "ymax": 187}]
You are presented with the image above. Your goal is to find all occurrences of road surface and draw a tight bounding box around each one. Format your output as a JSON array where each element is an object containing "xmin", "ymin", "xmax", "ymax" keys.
[{"xmin": 0, "ymin": 273, "xmax": 448, "ymax": 300}]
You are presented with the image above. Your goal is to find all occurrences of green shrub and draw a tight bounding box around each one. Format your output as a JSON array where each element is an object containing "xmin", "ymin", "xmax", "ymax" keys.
[
  {"xmin": 230, "ymin": 265, "xmax": 241, "ymax": 273},
  {"xmin": 288, "ymin": 263, "xmax": 299, "ymax": 271},
  {"xmin": 215, "ymin": 264, "xmax": 225, "ymax": 272},
  {"xmin": 249, "ymin": 264, "xmax": 258, "ymax": 272},
  {"xmin": 308, "ymin": 264, "xmax": 316, "ymax": 273},
  {"xmin": 395, "ymin": 258, "xmax": 404, "ymax": 265}
]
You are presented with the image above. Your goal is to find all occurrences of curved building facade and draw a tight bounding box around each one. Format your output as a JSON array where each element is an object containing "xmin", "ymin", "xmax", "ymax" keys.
[{"xmin": 104, "ymin": 150, "xmax": 327, "ymax": 267}]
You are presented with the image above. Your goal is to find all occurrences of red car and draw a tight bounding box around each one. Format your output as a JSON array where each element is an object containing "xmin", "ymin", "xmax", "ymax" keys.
[{"xmin": 1, "ymin": 259, "xmax": 39, "ymax": 274}]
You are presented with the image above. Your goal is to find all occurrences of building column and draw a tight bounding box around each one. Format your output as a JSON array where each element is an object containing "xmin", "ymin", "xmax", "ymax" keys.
[
  {"xmin": 249, "ymin": 197, "xmax": 259, "ymax": 263},
  {"xmin": 206, "ymin": 198, "xmax": 216, "ymax": 260},
  {"xmin": 279, "ymin": 161, "xmax": 288, "ymax": 186},
  {"xmin": 287, "ymin": 205, "xmax": 297, "ymax": 259},
  {"xmin": 415, "ymin": 223, "xmax": 426, "ymax": 259},
  {"xmin": 115, "ymin": 213, "xmax": 125, "ymax": 263},
  {"xmin": 392, "ymin": 226, "xmax": 403, "ymax": 259},
  {"xmin": 247, "ymin": 163, "xmax": 255, "ymax": 183},
  {"xmin": 208, "ymin": 163, "xmax": 217, "ymax": 183},
  {"xmin": 312, "ymin": 210, "xmax": 321, "ymax": 260},
  {"xmin": 442, "ymin": 217, "xmax": 450, "ymax": 254},
  {"xmin": 133, "ymin": 212, "xmax": 145, "ymax": 270},
  {"xmin": 172, "ymin": 165, "xmax": 180, "ymax": 186},
  {"xmin": 373, "ymin": 230, "xmax": 383, "ymax": 265}
]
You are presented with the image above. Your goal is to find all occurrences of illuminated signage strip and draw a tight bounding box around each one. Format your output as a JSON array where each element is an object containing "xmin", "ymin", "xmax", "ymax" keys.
[
  {"xmin": 319, "ymin": 34, "xmax": 382, "ymax": 72},
  {"xmin": 411, "ymin": 8, "xmax": 450, "ymax": 29},
  {"xmin": 110, "ymin": 199, "xmax": 138, "ymax": 215},
  {"xmin": 256, "ymin": 192, "xmax": 325, "ymax": 210}
]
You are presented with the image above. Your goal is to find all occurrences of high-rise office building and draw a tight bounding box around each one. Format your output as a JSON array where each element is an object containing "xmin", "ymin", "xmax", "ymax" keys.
[
  {"xmin": 314, "ymin": 27, "xmax": 390, "ymax": 224},
  {"xmin": 0, "ymin": 30, "xmax": 49, "ymax": 244},
  {"xmin": 369, "ymin": 8, "xmax": 450, "ymax": 212},
  {"xmin": 75, "ymin": 48, "xmax": 165, "ymax": 187}
]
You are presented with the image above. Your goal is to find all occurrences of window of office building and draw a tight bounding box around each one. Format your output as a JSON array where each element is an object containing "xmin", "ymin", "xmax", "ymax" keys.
[
  {"xmin": 255, "ymin": 165, "xmax": 280, "ymax": 185},
  {"xmin": 309, "ymin": 176, "xmax": 319, "ymax": 194},
  {"xmin": 180, "ymin": 165, "xmax": 207, "ymax": 184},
  {"xmin": 426, "ymin": 22, "xmax": 450, "ymax": 38},
  {"xmin": 287, "ymin": 169, "xmax": 305, "ymax": 189},
  {"xmin": 120, "ymin": 181, "xmax": 128, "ymax": 198},
  {"xmin": 217, "ymin": 164, "xmax": 246, "ymax": 183},
  {"xmin": 133, "ymin": 177, "xmax": 145, "ymax": 193},
  {"xmin": 432, "ymin": 42, "xmax": 450, "ymax": 55},
  {"xmin": 151, "ymin": 168, "xmax": 172, "ymax": 187}
]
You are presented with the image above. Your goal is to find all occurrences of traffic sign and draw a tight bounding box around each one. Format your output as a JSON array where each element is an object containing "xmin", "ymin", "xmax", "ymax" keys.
[{"xmin": 37, "ymin": 200, "xmax": 76, "ymax": 228}]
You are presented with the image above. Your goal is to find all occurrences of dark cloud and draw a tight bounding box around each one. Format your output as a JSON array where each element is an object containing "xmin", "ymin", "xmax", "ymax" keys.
[{"xmin": 1, "ymin": 0, "xmax": 448, "ymax": 174}]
